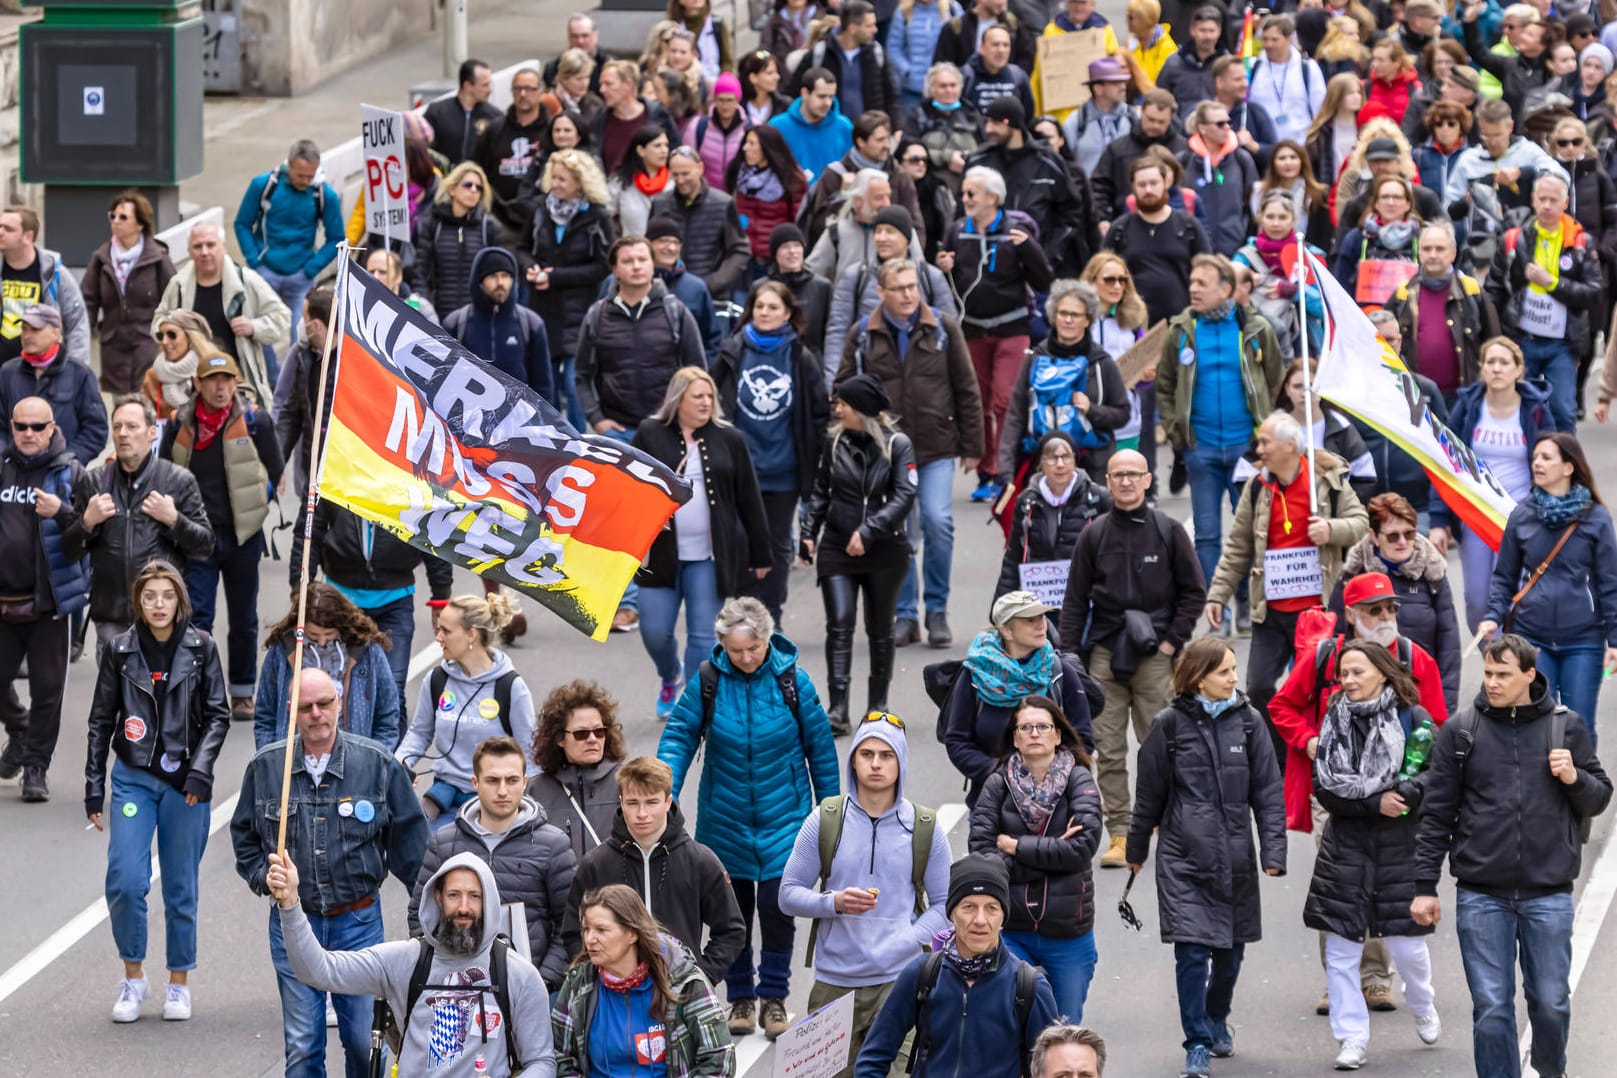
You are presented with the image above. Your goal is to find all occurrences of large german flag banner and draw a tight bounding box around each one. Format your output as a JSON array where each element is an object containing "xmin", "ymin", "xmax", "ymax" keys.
[{"xmin": 318, "ymin": 260, "xmax": 691, "ymax": 640}]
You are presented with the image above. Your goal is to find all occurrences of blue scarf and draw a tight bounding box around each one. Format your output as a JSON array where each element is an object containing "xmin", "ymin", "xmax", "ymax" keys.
[
  {"xmin": 1196, "ymin": 693, "xmax": 1240, "ymax": 718},
  {"xmin": 743, "ymin": 323, "xmax": 794, "ymax": 352},
  {"xmin": 965, "ymin": 630, "xmax": 1057, "ymax": 707},
  {"xmin": 1530, "ymin": 482, "xmax": 1593, "ymax": 530},
  {"xmin": 884, "ymin": 307, "xmax": 921, "ymax": 360}
]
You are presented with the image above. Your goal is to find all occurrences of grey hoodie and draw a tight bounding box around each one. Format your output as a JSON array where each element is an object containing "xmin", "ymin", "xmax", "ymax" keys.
[
  {"xmin": 777, "ymin": 722, "xmax": 952, "ymax": 988},
  {"xmin": 281, "ymin": 850, "xmax": 556, "ymax": 1078},
  {"xmin": 398, "ymin": 651, "xmax": 540, "ymax": 791}
]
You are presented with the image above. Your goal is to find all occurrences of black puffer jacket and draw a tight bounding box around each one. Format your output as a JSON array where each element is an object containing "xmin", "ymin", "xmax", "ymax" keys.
[
  {"xmin": 84, "ymin": 622, "xmax": 231, "ymax": 816},
  {"xmin": 306, "ymin": 500, "xmax": 453, "ymax": 601},
  {"xmin": 968, "ymin": 756, "xmax": 1103, "ymax": 938},
  {"xmin": 408, "ymin": 797, "xmax": 577, "ymax": 988},
  {"xmin": 769, "ymin": 267, "xmax": 832, "ymax": 359},
  {"xmin": 575, "ymin": 282, "xmax": 707, "ymax": 428},
  {"xmin": 1126, "ymin": 694, "xmax": 1287, "ymax": 947},
  {"xmin": 1304, "ymin": 705, "xmax": 1435, "ymax": 942},
  {"xmin": 994, "ymin": 476, "xmax": 1110, "ymax": 602},
  {"xmin": 526, "ymin": 200, "xmax": 614, "ymax": 358},
  {"xmin": 649, "ymin": 186, "xmax": 751, "ymax": 300},
  {"xmin": 801, "ymin": 426, "xmax": 917, "ymax": 550},
  {"xmin": 713, "ymin": 332, "xmax": 829, "ymax": 495},
  {"xmin": 942, "ymin": 651, "xmax": 1096, "ymax": 806},
  {"xmin": 72, "ymin": 455, "xmax": 213, "ymax": 626},
  {"xmin": 408, "ymin": 201, "xmax": 508, "ymax": 318},
  {"xmin": 527, "ymin": 759, "xmax": 622, "ymax": 862}
]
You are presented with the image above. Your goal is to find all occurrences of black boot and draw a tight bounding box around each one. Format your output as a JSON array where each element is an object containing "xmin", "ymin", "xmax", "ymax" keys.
[
  {"xmin": 826, "ymin": 623, "xmax": 854, "ymax": 736},
  {"xmin": 867, "ymin": 626, "xmax": 895, "ymax": 718}
]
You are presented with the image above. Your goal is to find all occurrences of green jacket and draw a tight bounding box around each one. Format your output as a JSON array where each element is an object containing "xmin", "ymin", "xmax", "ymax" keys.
[
  {"xmin": 1155, "ymin": 305, "xmax": 1284, "ymax": 452},
  {"xmin": 1206, "ymin": 450, "xmax": 1369, "ymax": 623},
  {"xmin": 552, "ymin": 935, "xmax": 735, "ymax": 1078}
]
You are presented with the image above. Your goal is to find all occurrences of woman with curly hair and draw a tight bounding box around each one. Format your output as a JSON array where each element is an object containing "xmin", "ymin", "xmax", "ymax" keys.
[
  {"xmin": 252, "ymin": 581, "xmax": 399, "ymax": 751},
  {"xmin": 527, "ymin": 680, "xmax": 627, "ymax": 859}
]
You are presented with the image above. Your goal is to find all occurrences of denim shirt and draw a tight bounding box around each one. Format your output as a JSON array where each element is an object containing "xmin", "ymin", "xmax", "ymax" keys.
[{"xmin": 231, "ymin": 730, "xmax": 429, "ymax": 914}]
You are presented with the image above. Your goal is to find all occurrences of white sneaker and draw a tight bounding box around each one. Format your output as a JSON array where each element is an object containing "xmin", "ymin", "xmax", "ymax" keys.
[
  {"xmin": 1415, "ymin": 1010, "xmax": 1441, "ymax": 1045},
  {"xmin": 111, "ymin": 977, "xmax": 148, "ymax": 1023},
  {"xmin": 326, "ymin": 999, "xmax": 338, "ymax": 1027},
  {"xmin": 162, "ymin": 983, "xmax": 192, "ymax": 1021},
  {"xmin": 1333, "ymin": 1041, "xmax": 1368, "ymax": 1070}
]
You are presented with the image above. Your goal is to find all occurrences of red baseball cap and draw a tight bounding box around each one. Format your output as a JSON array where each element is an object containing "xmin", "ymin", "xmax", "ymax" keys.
[{"xmin": 1343, "ymin": 572, "xmax": 1399, "ymax": 608}]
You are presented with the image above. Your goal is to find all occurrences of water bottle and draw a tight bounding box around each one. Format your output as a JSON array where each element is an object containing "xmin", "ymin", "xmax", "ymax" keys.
[{"xmin": 1397, "ymin": 716, "xmax": 1435, "ymax": 781}]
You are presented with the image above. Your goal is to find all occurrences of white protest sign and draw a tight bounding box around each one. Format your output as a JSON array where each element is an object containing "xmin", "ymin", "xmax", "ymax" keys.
[
  {"xmin": 1519, "ymin": 290, "xmax": 1567, "ymax": 338},
  {"xmin": 1018, "ymin": 560, "xmax": 1070, "ymax": 607},
  {"xmin": 773, "ymin": 990, "xmax": 855, "ymax": 1078},
  {"xmin": 361, "ymin": 104, "xmax": 407, "ymax": 245},
  {"xmin": 1263, "ymin": 545, "xmax": 1323, "ymax": 602}
]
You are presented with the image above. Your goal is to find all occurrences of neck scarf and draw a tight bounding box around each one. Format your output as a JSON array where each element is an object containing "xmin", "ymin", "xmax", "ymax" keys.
[
  {"xmin": 1315, "ymin": 686, "xmax": 1406, "ymax": 799},
  {"xmin": 634, "ymin": 166, "xmax": 670, "ymax": 196},
  {"xmin": 193, "ymin": 400, "xmax": 232, "ymax": 452},
  {"xmin": 546, "ymin": 193, "xmax": 584, "ymax": 227},
  {"xmin": 1196, "ymin": 693, "xmax": 1240, "ymax": 718},
  {"xmin": 1417, "ymin": 265, "xmax": 1454, "ymax": 290},
  {"xmin": 743, "ymin": 322, "xmax": 794, "ymax": 352},
  {"xmin": 737, "ymin": 163, "xmax": 785, "ymax": 201},
  {"xmin": 942, "ymin": 930, "xmax": 998, "ymax": 979},
  {"xmin": 110, "ymin": 236, "xmax": 144, "ymax": 293},
  {"xmin": 1365, "ymin": 214, "xmax": 1418, "ymax": 252},
  {"xmin": 1006, "ymin": 747, "xmax": 1076, "ymax": 833},
  {"xmin": 849, "ymin": 147, "xmax": 884, "ymax": 172},
  {"xmin": 1530, "ymin": 482, "xmax": 1592, "ymax": 529},
  {"xmin": 965, "ymin": 630, "xmax": 1057, "ymax": 707},
  {"xmin": 1252, "ymin": 230, "xmax": 1291, "ymax": 273},
  {"xmin": 153, "ymin": 349, "xmax": 200, "ymax": 410},
  {"xmin": 1203, "ymin": 299, "xmax": 1236, "ymax": 322},
  {"xmin": 22, "ymin": 343, "xmax": 60, "ymax": 369},
  {"xmin": 599, "ymin": 961, "xmax": 651, "ymax": 992}
]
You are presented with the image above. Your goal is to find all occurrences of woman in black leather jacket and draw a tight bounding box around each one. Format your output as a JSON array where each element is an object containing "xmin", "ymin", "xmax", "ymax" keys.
[
  {"xmin": 995, "ymin": 431, "xmax": 1112, "ymax": 610},
  {"xmin": 84, "ymin": 560, "xmax": 230, "ymax": 1022},
  {"xmin": 799, "ymin": 373, "xmax": 917, "ymax": 733}
]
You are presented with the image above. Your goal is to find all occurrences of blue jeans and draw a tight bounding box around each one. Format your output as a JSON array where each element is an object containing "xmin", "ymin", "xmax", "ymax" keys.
[
  {"xmin": 1520, "ymin": 334, "xmax": 1578, "ymax": 431},
  {"xmin": 1458, "ymin": 526, "xmax": 1498, "ymax": 633},
  {"xmin": 1455, "ymin": 887, "xmax": 1574, "ymax": 1078},
  {"xmin": 361, "ymin": 595, "xmax": 415, "ymax": 730},
  {"xmin": 425, "ymin": 779, "xmax": 476, "ymax": 830},
  {"xmin": 554, "ymin": 354, "xmax": 586, "ymax": 431},
  {"xmin": 105, "ymin": 759, "xmax": 211, "ymax": 971},
  {"xmin": 898, "ymin": 458, "xmax": 956, "ymax": 622},
  {"xmin": 256, "ymin": 266, "xmax": 317, "ymax": 383},
  {"xmin": 1173, "ymin": 942, "xmax": 1245, "ymax": 1051},
  {"xmin": 1185, "ymin": 440, "xmax": 1248, "ymax": 588},
  {"xmin": 639, "ymin": 558, "xmax": 720, "ymax": 684},
  {"xmin": 187, "ymin": 528, "xmax": 264, "ymax": 697},
  {"xmin": 269, "ymin": 903, "xmax": 381, "ymax": 1078},
  {"xmin": 1534, "ymin": 642, "xmax": 1606, "ymax": 744},
  {"xmin": 1003, "ymin": 929, "xmax": 1098, "ymax": 1024}
]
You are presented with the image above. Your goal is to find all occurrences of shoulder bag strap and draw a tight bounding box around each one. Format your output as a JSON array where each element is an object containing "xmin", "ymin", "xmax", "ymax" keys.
[{"xmin": 1505, "ymin": 521, "xmax": 1581, "ymax": 628}]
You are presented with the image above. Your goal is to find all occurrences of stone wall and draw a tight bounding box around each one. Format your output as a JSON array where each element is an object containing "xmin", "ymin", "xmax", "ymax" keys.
[
  {"xmin": 0, "ymin": 15, "xmax": 32, "ymax": 210},
  {"xmin": 236, "ymin": 0, "xmax": 441, "ymax": 97}
]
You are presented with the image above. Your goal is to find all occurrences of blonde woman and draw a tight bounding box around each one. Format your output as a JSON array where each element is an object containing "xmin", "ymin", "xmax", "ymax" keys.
[
  {"xmin": 1304, "ymin": 72, "xmax": 1365, "ymax": 195},
  {"xmin": 1079, "ymin": 252, "xmax": 1151, "ymax": 455},
  {"xmin": 666, "ymin": 0, "xmax": 734, "ymax": 80},
  {"xmin": 1124, "ymin": 0, "xmax": 1175, "ymax": 88},
  {"xmin": 408, "ymin": 159, "xmax": 507, "ymax": 317},
  {"xmin": 145, "ymin": 310, "xmax": 228, "ymax": 421},
  {"xmin": 630, "ymin": 367, "xmax": 772, "ymax": 717},
  {"xmin": 1313, "ymin": 14, "xmax": 1369, "ymax": 79}
]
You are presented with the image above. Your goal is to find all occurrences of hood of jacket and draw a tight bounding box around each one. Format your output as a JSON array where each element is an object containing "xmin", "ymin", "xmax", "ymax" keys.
[
  {"xmin": 468, "ymin": 246, "xmax": 521, "ymax": 316},
  {"xmin": 436, "ymin": 648, "xmax": 517, "ymax": 697},
  {"xmin": 783, "ymin": 96, "xmax": 846, "ymax": 131},
  {"xmin": 1453, "ymin": 375, "xmax": 1553, "ymax": 414},
  {"xmin": 1473, "ymin": 670, "xmax": 1555, "ymax": 725},
  {"xmin": 847, "ymin": 719, "xmax": 909, "ymax": 814},
  {"xmin": 1343, "ymin": 530, "xmax": 1448, "ymax": 583},
  {"xmin": 606, "ymin": 796, "xmax": 694, "ymax": 850},
  {"xmin": 456, "ymin": 793, "xmax": 545, "ymax": 846},
  {"xmin": 417, "ymin": 850, "xmax": 505, "ymax": 954}
]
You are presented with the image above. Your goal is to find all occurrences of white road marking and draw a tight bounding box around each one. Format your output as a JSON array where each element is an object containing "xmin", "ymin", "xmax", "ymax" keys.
[
  {"xmin": 0, "ymin": 792, "xmax": 240, "ymax": 1006},
  {"xmin": 408, "ymin": 643, "xmax": 442, "ymax": 682},
  {"xmin": 938, "ymin": 802, "xmax": 967, "ymax": 837},
  {"xmin": 1519, "ymin": 822, "xmax": 1617, "ymax": 1067}
]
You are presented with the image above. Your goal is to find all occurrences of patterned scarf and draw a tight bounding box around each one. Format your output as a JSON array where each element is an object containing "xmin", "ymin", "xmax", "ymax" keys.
[
  {"xmin": 110, "ymin": 237, "xmax": 143, "ymax": 293},
  {"xmin": 193, "ymin": 400, "xmax": 232, "ymax": 452},
  {"xmin": 965, "ymin": 631, "xmax": 1057, "ymax": 707},
  {"xmin": 1314, "ymin": 686, "xmax": 1405, "ymax": 800},
  {"xmin": 1530, "ymin": 482, "xmax": 1592, "ymax": 530},
  {"xmin": 941, "ymin": 930, "xmax": 998, "ymax": 979},
  {"xmin": 546, "ymin": 193, "xmax": 584, "ymax": 227},
  {"xmin": 736, "ymin": 163, "xmax": 785, "ymax": 201},
  {"xmin": 599, "ymin": 961, "xmax": 651, "ymax": 993},
  {"xmin": 1006, "ymin": 748, "xmax": 1075, "ymax": 833}
]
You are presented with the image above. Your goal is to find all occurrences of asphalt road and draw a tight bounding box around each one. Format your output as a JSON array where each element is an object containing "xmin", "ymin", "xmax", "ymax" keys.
[{"xmin": 3, "ymin": 428, "xmax": 1617, "ymax": 1077}]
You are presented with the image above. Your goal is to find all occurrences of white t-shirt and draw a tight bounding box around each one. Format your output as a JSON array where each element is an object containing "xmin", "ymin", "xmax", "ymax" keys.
[
  {"xmin": 1471, "ymin": 407, "xmax": 1531, "ymax": 498},
  {"xmin": 674, "ymin": 439, "xmax": 714, "ymax": 561}
]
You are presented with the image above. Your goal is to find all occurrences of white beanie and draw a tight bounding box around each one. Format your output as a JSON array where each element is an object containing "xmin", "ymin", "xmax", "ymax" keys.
[{"xmin": 1580, "ymin": 42, "xmax": 1615, "ymax": 78}]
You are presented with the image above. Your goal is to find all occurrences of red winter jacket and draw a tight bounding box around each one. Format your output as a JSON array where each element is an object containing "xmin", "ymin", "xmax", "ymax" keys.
[
  {"xmin": 1359, "ymin": 68, "xmax": 1421, "ymax": 127},
  {"xmin": 1268, "ymin": 632, "xmax": 1449, "ymax": 832},
  {"xmin": 735, "ymin": 188, "xmax": 802, "ymax": 261}
]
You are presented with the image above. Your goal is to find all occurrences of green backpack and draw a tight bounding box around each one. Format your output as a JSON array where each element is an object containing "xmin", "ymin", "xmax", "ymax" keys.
[{"xmin": 803, "ymin": 795, "xmax": 937, "ymax": 966}]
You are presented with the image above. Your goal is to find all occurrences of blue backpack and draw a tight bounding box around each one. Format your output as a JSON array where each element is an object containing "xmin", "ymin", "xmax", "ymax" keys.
[{"xmin": 1023, "ymin": 353, "xmax": 1108, "ymax": 451}]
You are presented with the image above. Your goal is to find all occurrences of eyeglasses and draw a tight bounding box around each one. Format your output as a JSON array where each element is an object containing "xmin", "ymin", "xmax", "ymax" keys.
[
  {"xmin": 297, "ymin": 697, "xmax": 339, "ymax": 714},
  {"xmin": 1557, "ymin": 138, "xmax": 1585, "ymax": 147},
  {"xmin": 1042, "ymin": 451, "xmax": 1075, "ymax": 462},
  {"xmin": 1054, "ymin": 309, "xmax": 1087, "ymax": 320},
  {"xmin": 458, "ymin": 180, "xmax": 484, "ymax": 192},
  {"xmin": 1206, "ymin": 118, "xmax": 1231, "ymax": 128},
  {"xmin": 1107, "ymin": 470, "xmax": 1148, "ymax": 483},
  {"xmin": 159, "ymin": 329, "xmax": 183, "ymax": 341},
  {"xmin": 902, "ymin": 154, "xmax": 928, "ymax": 165},
  {"xmin": 861, "ymin": 711, "xmax": 906, "ymax": 729},
  {"xmin": 1016, "ymin": 722, "xmax": 1056, "ymax": 734},
  {"xmin": 1380, "ymin": 528, "xmax": 1417, "ymax": 543},
  {"xmin": 512, "ymin": 84, "xmax": 541, "ymax": 93},
  {"xmin": 1358, "ymin": 601, "xmax": 1400, "ymax": 618},
  {"xmin": 10, "ymin": 421, "xmax": 48, "ymax": 432},
  {"xmin": 138, "ymin": 591, "xmax": 176, "ymax": 607},
  {"xmin": 883, "ymin": 282, "xmax": 920, "ymax": 294},
  {"xmin": 108, "ymin": 211, "xmax": 133, "ymax": 222},
  {"xmin": 1098, "ymin": 274, "xmax": 1128, "ymax": 285},
  {"xmin": 567, "ymin": 726, "xmax": 608, "ymax": 742}
]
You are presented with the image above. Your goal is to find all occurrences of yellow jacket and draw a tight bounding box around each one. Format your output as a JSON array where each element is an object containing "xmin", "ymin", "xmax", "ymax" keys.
[{"xmin": 1131, "ymin": 24, "xmax": 1176, "ymax": 86}]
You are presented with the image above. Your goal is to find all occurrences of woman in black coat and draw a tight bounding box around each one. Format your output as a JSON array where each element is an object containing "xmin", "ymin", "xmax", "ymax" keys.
[
  {"xmin": 968, "ymin": 694, "xmax": 1103, "ymax": 1024},
  {"xmin": 1125, "ymin": 636, "xmax": 1285, "ymax": 1073},
  {"xmin": 1327, "ymin": 492, "xmax": 1463, "ymax": 714},
  {"xmin": 632, "ymin": 366, "xmax": 772, "ymax": 716},
  {"xmin": 1302, "ymin": 641, "xmax": 1439, "ymax": 1069},
  {"xmin": 712, "ymin": 281, "xmax": 829, "ymax": 623},
  {"xmin": 799, "ymin": 373, "xmax": 915, "ymax": 733},
  {"xmin": 409, "ymin": 160, "xmax": 509, "ymax": 319},
  {"xmin": 525, "ymin": 149, "xmax": 616, "ymax": 431},
  {"xmin": 84, "ymin": 561, "xmax": 230, "ymax": 1020},
  {"xmin": 994, "ymin": 431, "xmax": 1110, "ymax": 608}
]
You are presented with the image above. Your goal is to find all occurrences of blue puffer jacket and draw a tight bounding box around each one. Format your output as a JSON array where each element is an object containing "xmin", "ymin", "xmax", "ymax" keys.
[
  {"xmin": 253, "ymin": 636, "xmax": 402, "ymax": 751},
  {"xmin": 233, "ymin": 164, "xmax": 345, "ymax": 278},
  {"xmin": 1485, "ymin": 497, "xmax": 1617, "ymax": 649},
  {"xmin": 887, "ymin": 1, "xmax": 962, "ymax": 96},
  {"xmin": 658, "ymin": 633, "xmax": 840, "ymax": 881}
]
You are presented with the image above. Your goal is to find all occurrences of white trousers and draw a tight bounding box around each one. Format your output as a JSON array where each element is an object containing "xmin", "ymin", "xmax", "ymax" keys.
[{"xmin": 1324, "ymin": 932, "xmax": 1436, "ymax": 1045}]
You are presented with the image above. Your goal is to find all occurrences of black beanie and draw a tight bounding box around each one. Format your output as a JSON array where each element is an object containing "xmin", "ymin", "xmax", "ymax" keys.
[
  {"xmin": 872, "ymin": 205, "xmax": 914, "ymax": 237},
  {"xmin": 769, "ymin": 222, "xmax": 807, "ymax": 261},
  {"xmin": 946, "ymin": 853, "xmax": 1010, "ymax": 917},
  {"xmin": 646, "ymin": 215, "xmax": 683, "ymax": 242},
  {"xmin": 835, "ymin": 372, "xmax": 891, "ymax": 417}
]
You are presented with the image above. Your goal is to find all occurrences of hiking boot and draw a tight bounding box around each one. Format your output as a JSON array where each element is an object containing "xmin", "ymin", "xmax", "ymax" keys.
[
  {"xmin": 0, "ymin": 740, "xmax": 21, "ymax": 780},
  {"xmin": 1316, "ymin": 990, "xmax": 1331, "ymax": 1015},
  {"xmin": 1181, "ymin": 1045, "xmax": 1211, "ymax": 1078},
  {"xmin": 20, "ymin": 765, "xmax": 47, "ymax": 802},
  {"xmin": 727, "ymin": 998, "xmax": 756, "ymax": 1036},
  {"xmin": 1099, "ymin": 835, "xmax": 1128, "ymax": 869},
  {"xmin": 894, "ymin": 617, "xmax": 921, "ymax": 648},
  {"xmin": 230, "ymin": 696, "xmax": 254, "ymax": 722},
  {"xmin": 1414, "ymin": 1010, "xmax": 1440, "ymax": 1045},
  {"xmin": 925, "ymin": 611, "xmax": 952, "ymax": 648},
  {"xmin": 1211, "ymin": 1020, "xmax": 1234, "ymax": 1058},
  {"xmin": 162, "ymin": 983, "xmax": 192, "ymax": 1021},
  {"xmin": 611, "ymin": 608, "xmax": 640, "ymax": 633},
  {"xmin": 760, "ymin": 998, "xmax": 789, "ymax": 1040},
  {"xmin": 1364, "ymin": 983, "xmax": 1396, "ymax": 1011},
  {"xmin": 1333, "ymin": 1040, "xmax": 1367, "ymax": 1070},
  {"xmin": 111, "ymin": 977, "xmax": 148, "ymax": 1023}
]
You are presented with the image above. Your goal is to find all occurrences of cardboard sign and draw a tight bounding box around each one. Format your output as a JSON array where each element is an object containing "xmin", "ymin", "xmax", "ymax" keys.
[
  {"xmin": 361, "ymin": 104, "xmax": 406, "ymax": 242},
  {"xmin": 1038, "ymin": 30, "xmax": 1110, "ymax": 113},
  {"xmin": 1116, "ymin": 320, "xmax": 1167, "ymax": 388},
  {"xmin": 1264, "ymin": 545, "xmax": 1324, "ymax": 602},
  {"xmin": 1353, "ymin": 259, "xmax": 1418, "ymax": 307},
  {"xmin": 773, "ymin": 991, "xmax": 855, "ymax": 1078},
  {"xmin": 1519, "ymin": 290, "xmax": 1568, "ymax": 338},
  {"xmin": 1018, "ymin": 560, "xmax": 1070, "ymax": 607}
]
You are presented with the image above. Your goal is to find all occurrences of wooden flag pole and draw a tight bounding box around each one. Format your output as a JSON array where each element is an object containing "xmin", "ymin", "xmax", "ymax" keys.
[{"xmin": 276, "ymin": 245, "xmax": 352, "ymax": 859}]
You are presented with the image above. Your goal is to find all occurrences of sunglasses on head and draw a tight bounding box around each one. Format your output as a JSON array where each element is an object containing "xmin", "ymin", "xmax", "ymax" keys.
[
  {"xmin": 861, "ymin": 711, "xmax": 905, "ymax": 729},
  {"xmin": 11, "ymin": 421, "xmax": 48, "ymax": 432}
]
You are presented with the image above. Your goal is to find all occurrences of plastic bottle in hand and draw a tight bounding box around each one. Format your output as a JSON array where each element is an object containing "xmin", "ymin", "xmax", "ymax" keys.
[{"xmin": 1397, "ymin": 715, "xmax": 1435, "ymax": 781}]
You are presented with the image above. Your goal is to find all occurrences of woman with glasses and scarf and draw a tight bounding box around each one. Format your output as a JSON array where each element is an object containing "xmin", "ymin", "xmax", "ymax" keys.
[
  {"xmin": 252, "ymin": 581, "xmax": 399, "ymax": 752},
  {"xmin": 1303, "ymin": 641, "xmax": 1440, "ymax": 1070},
  {"xmin": 528, "ymin": 680, "xmax": 626, "ymax": 860},
  {"xmin": 409, "ymin": 160, "xmax": 508, "ymax": 320},
  {"xmin": 941, "ymin": 592, "xmax": 1095, "ymax": 807},
  {"xmin": 1334, "ymin": 175, "xmax": 1423, "ymax": 308},
  {"xmin": 145, "ymin": 312, "xmax": 226, "ymax": 423},
  {"xmin": 967, "ymin": 694, "xmax": 1103, "ymax": 1023}
]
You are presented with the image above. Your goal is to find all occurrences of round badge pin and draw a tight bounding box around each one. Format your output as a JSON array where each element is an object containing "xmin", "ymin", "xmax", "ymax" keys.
[
  {"xmin": 1561, "ymin": 255, "xmax": 1574, "ymax": 271},
  {"xmin": 121, "ymin": 802, "xmax": 138, "ymax": 818},
  {"xmin": 354, "ymin": 800, "xmax": 376, "ymax": 823},
  {"xmin": 438, "ymin": 690, "xmax": 457, "ymax": 712},
  {"xmin": 159, "ymin": 752, "xmax": 181, "ymax": 773},
  {"xmin": 478, "ymin": 698, "xmax": 501, "ymax": 721},
  {"xmin": 1179, "ymin": 347, "xmax": 1195, "ymax": 366},
  {"xmin": 338, "ymin": 801, "xmax": 355, "ymax": 818}
]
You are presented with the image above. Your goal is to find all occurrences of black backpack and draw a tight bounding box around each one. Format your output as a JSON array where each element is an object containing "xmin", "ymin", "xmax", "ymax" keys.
[
  {"xmin": 378, "ymin": 936, "xmax": 523, "ymax": 1067},
  {"xmin": 925, "ymin": 658, "xmax": 1104, "ymax": 745},
  {"xmin": 428, "ymin": 668, "xmax": 520, "ymax": 737},
  {"xmin": 907, "ymin": 951, "xmax": 1039, "ymax": 1076},
  {"xmin": 1451, "ymin": 704, "xmax": 1591, "ymax": 843},
  {"xmin": 697, "ymin": 658, "xmax": 802, "ymax": 742}
]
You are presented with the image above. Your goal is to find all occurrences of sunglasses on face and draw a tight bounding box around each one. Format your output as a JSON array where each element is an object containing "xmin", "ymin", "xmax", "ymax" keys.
[
  {"xmin": 159, "ymin": 329, "xmax": 183, "ymax": 341},
  {"xmin": 1380, "ymin": 528, "xmax": 1417, "ymax": 543},
  {"xmin": 11, "ymin": 421, "xmax": 48, "ymax": 432},
  {"xmin": 297, "ymin": 697, "xmax": 339, "ymax": 714},
  {"xmin": 458, "ymin": 180, "xmax": 484, "ymax": 192},
  {"xmin": 567, "ymin": 726, "xmax": 608, "ymax": 742},
  {"xmin": 1098, "ymin": 274, "xmax": 1127, "ymax": 285},
  {"xmin": 1359, "ymin": 601, "xmax": 1400, "ymax": 618},
  {"xmin": 1206, "ymin": 118, "xmax": 1231, "ymax": 128},
  {"xmin": 1558, "ymin": 138, "xmax": 1584, "ymax": 147},
  {"xmin": 108, "ymin": 211, "xmax": 133, "ymax": 222},
  {"xmin": 902, "ymin": 154, "xmax": 927, "ymax": 165}
]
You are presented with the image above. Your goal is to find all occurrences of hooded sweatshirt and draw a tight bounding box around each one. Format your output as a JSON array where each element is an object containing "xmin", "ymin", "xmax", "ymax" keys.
[
  {"xmin": 769, "ymin": 98, "xmax": 854, "ymax": 182},
  {"xmin": 399, "ymin": 650, "xmax": 541, "ymax": 792},
  {"xmin": 777, "ymin": 722, "xmax": 952, "ymax": 988},
  {"xmin": 447, "ymin": 247, "xmax": 556, "ymax": 403},
  {"xmin": 280, "ymin": 851, "xmax": 556, "ymax": 1078}
]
